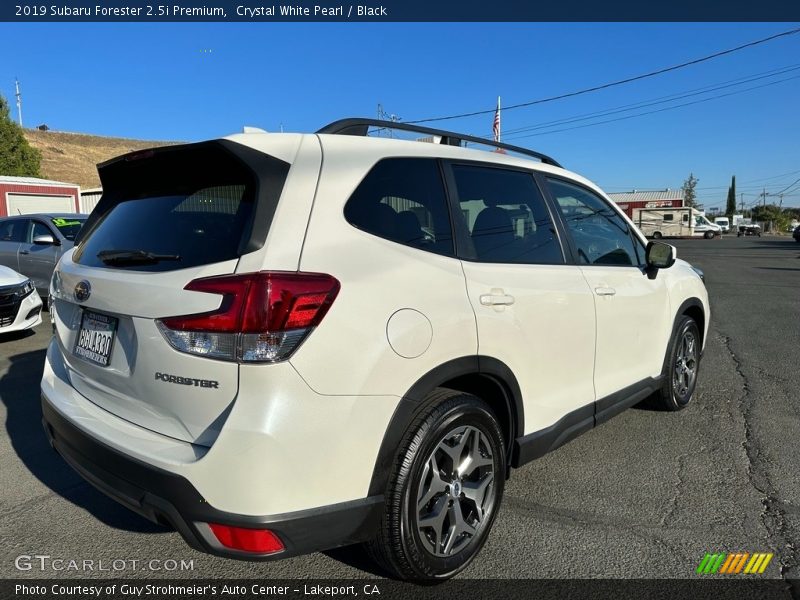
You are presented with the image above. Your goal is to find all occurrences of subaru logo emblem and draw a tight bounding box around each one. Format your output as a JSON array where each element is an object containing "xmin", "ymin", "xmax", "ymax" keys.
[{"xmin": 74, "ymin": 280, "xmax": 91, "ymax": 302}]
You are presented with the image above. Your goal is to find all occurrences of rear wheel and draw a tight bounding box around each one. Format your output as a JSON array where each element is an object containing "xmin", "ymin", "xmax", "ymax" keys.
[
  {"xmin": 366, "ymin": 389, "xmax": 505, "ymax": 580},
  {"xmin": 658, "ymin": 316, "xmax": 700, "ymax": 411},
  {"xmin": 652, "ymin": 231, "xmax": 663, "ymax": 239}
]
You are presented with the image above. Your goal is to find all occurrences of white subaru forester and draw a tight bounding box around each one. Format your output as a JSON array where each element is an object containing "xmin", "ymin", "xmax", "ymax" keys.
[{"xmin": 41, "ymin": 119, "xmax": 709, "ymax": 580}]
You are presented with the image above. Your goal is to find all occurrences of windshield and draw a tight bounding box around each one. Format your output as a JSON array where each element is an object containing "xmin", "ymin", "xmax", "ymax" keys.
[{"xmin": 51, "ymin": 217, "xmax": 87, "ymax": 241}]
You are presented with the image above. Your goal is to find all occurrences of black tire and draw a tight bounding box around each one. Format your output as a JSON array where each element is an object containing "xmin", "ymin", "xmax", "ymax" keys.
[
  {"xmin": 365, "ymin": 389, "xmax": 506, "ymax": 581},
  {"xmin": 704, "ymin": 231, "xmax": 714, "ymax": 239},
  {"xmin": 652, "ymin": 231, "xmax": 663, "ymax": 239},
  {"xmin": 658, "ymin": 316, "xmax": 701, "ymax": 411}
]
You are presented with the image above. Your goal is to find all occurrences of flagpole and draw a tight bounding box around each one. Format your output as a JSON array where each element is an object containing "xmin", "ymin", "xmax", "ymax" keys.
[{"xmin": 497, "ymin": 96, "xmax": 501, "ymax": 142}]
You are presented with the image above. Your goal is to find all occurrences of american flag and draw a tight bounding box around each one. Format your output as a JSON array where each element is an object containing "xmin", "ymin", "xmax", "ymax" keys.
[{"xmin": 492, "ymin": 96, "xmax": 501, "ymax": 142}]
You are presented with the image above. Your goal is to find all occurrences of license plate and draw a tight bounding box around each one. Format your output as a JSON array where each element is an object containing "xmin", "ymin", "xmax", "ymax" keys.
[{"xmin": 74, "ymin": 310, "xmax": 118, "ymax": 367}]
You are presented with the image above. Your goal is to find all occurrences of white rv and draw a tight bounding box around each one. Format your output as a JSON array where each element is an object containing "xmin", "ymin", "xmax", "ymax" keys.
[{"xmin": 632, "ymin": 207, "xmax": 721, "ymax": 239}]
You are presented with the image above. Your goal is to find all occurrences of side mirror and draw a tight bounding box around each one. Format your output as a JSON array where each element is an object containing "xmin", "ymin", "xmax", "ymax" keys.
[
  {"xmin": 646, "ymin": 241, "xmax": 676, "ymax": 270},
  {"xmin": 32, "ymin": 234, "xmax": 58, "ymax": 246}
]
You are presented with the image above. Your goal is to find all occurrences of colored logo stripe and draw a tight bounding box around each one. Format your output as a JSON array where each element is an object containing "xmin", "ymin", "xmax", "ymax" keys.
[{"xmin": 698, "ymin": 552, "xmax": 774, "ymax": 574}]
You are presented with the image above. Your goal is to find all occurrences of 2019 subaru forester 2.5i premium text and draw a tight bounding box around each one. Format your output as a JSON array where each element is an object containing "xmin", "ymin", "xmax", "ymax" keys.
[{"xmin": 41, "ymin": 119, "xmax": 709, "ymax": 580}]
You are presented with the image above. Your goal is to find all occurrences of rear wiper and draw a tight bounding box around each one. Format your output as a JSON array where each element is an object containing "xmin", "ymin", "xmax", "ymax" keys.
[{"xmin": 97, "ymin": 249, "xmax": 181, "ymax": 265}]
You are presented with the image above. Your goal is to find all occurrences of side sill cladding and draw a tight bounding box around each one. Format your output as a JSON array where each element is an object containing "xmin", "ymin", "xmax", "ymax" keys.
[
  {"xmin": 512, "ymin": 376, "xmax": 664, "ymax": 468},
  {"xmin": 367, "ymin": 356, "xmax": 524, "ymax": 497}
]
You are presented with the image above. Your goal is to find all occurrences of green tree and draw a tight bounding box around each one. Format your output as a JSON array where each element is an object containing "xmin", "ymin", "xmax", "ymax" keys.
[
  {"xmin": 751, "ymin": 203, "xmax": 784, "ymax": 231},
  {"xmin": 0, "ymin": 94, "xmax": 41, "ymax": 177},
  {"xmin": 726, "ymin": 175, "xmax": 736, "ymax": 217},
  {"xmin": 682, "ymin": 173, "xmax": 699, "ymax": 208}
]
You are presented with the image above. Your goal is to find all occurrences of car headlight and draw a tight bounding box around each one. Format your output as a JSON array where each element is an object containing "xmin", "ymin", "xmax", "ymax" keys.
[{"xmin": 20, "ymin": 279, "xmax": 34, "ymax": 296}]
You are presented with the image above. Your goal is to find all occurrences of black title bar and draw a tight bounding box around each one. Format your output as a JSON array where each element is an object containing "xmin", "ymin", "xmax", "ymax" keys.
[{"xmin": 4, "ymin": 0, "xmax": 800, "ymax": 21}]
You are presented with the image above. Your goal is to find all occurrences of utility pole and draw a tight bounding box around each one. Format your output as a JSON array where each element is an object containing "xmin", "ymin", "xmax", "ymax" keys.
[
  {"xmin": 377, "ymin": 103, "xmax": 400, "ymax": 138},
  {"xmin": 14, "ymin": 78, "xmax": 23, "ymax": 127},
  {"xmin": 740, "ymin": 193, "xmax": 745, "ymax": 212}
]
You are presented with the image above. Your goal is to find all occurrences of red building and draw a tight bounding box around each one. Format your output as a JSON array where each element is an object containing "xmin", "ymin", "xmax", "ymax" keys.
[
  {"xmin": 607, "ymin": 189, "xmax": 685, "ymax": 219},
  {"xmin": 0, "ymin": 176, "xmax": 81, "ymax": 217}
]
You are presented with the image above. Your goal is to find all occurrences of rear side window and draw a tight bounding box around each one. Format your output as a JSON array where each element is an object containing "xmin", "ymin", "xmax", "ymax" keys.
[
  {"xmin": 452, "ymin": 165, "xmax": 563, "ymax": 264},
  {"xmin": 0, "ymin": 220, "xmax": 27, "ymax": 243},
  {"xmin": 74, "ymin": 144, "xmax": 278, "ymax": 272},
  {"xmin": 344, "ymin": 158, "xmax": 454, "ymax": 257}
]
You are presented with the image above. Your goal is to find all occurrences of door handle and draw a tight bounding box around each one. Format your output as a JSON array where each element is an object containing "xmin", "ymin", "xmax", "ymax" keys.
[
  {"xmin": 594, "ymin": 287, "xmax": 616, "ymax": 296},
  {"xmin": 20, "ymin": 250, "xmax": 29, "ymax": 255},
  {"xmin": 480, "ymin": 289, "xmax": 515, "ymax": 307}
]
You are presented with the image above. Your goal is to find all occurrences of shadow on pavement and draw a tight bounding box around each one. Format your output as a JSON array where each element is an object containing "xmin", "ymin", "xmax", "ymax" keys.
[
  {"xmin": 324, "ymin": 544, "xmax": 392, "ymax": 578},
  {"xmin": 0, "ymin": 334, "xmax": 165, "ymax": 534},
  {"xmin": 745, "ymin": 239, "xmax": 800, "ymax": 251}
]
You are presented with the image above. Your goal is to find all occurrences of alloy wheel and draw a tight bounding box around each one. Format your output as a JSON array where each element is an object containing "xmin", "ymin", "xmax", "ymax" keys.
[
  {"xmin": 414, "ymin": 425, "xmax": 496, "ymax": 557},
  {"xmin": 673, "ymin": 328, "xmax": 698, "ymax": 400}
]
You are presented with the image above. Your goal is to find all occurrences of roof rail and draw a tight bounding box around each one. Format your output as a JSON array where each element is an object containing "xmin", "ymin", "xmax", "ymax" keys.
[{"xmin": 316, "ymin": 118, "xmax": 563, "ymax": 168}]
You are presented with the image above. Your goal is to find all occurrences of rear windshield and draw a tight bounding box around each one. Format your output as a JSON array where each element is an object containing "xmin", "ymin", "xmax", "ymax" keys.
[
  {"xmin": 51, "ymin": 217, "xmax": 86, "ymax": 241},
  {"xmin": 74, "ymin": 145, "xmax": 265, "ymax": 272}
]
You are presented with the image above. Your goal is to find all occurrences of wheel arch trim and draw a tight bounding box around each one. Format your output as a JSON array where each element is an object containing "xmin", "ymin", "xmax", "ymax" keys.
[{"xmin": 367, "ymin": 356, "xmax": 523, "ymax": 496}]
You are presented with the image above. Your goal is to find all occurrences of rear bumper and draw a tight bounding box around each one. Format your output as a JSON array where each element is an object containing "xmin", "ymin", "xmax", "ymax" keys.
[{"xmin": 41, "ymin": 397, "xmax": 383, "ymax": 560}]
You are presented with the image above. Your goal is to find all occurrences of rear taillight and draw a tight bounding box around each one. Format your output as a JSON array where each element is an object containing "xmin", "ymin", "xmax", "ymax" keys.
[{"xmin": 156, "ymin": 271, "xmax": 339, "ymax": 363}]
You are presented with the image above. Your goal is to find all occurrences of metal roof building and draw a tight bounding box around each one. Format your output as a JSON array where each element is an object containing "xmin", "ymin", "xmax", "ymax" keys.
[
  {"xmin": 0, "ymin": 176, "xmax": 81, "ymax": 217},
  {"xmin": 607, "ymin": 189, "xmax": 685, "ymax": 203}
]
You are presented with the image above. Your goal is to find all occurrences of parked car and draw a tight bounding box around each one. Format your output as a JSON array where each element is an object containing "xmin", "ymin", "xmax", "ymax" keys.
[
  {"xmin": 737, "ymin": 223, "xmax": 762, "ymax": 237},
  {"xmin": 793, "ymin": 225, "xmax": 800, "ymax": 242},
  {"xmin": 0, "ymin": 213, "xmax": 87, "ymax": 298},
  {"xmin": 0, "ymin": 265, "xmax": 42, "ymax": 334},
  {"xmin": 41, "ymin": 119, "xmax": 710, "ymax": 580}
]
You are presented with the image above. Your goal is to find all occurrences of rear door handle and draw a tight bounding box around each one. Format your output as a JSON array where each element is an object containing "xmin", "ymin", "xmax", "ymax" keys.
[
  {"xmin": 594, "ymin": 287, "xmax": 616, "ymax": 296},
  {"xmin": 480, "ymin": 289, "xmax": 515, "ymax": 307},
  {"xmin": 20, "ymin": 250, "xmax": 29, "ymax": 255}
]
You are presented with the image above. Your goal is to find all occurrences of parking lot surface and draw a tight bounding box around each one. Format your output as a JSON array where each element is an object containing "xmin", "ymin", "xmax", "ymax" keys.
[{"xmin": 1, "ymin": 236, "xmax": 797, "ymax": 580}]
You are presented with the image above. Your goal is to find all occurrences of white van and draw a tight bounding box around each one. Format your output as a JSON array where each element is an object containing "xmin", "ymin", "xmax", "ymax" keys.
[
  {"xmin": 713, "ymin": 216, "xmax": 730, "ymax": 233},
  {"xmin": 633, "ymin": 207, "xmax": 721, "ymax": 239}
]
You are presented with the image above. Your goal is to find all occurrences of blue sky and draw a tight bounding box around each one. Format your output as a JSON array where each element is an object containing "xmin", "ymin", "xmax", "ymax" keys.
[{"xmin": 1, "ymin": 22, "xmax": 799, "ymax": 208}]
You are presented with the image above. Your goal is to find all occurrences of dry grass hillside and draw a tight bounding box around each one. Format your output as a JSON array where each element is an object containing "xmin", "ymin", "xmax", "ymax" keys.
[{"xmin": 23, "ymin": 129, "xmax": 176, "ymax": 189}]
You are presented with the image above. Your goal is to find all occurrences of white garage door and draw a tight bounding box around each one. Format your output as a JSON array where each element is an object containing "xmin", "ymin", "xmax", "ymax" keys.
[{"xmin": 6, "ymin": 193, "xmax": 75, "ymax": 216}]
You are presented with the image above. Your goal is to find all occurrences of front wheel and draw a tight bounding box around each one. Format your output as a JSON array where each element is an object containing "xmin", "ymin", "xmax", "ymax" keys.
[
  {"xmin": 704, "ymin": 231, "xmax": 714, "ymax": 239},
  {"xmin": 658, "ymin": 316, "xmax": 701, "ymax": 411},
  {"xmin": 652, "ymin": 231, "xmax": 663, "ymax": 240},
  {"xmin": 366, "ymin": 389, "xmax": 505, "ymax": 580}
]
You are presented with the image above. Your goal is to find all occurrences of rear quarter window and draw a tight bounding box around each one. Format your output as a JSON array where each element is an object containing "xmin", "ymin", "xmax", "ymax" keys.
[{"xmin": 344, "ymin": 158, "xmax": 455, "ymax": 257}]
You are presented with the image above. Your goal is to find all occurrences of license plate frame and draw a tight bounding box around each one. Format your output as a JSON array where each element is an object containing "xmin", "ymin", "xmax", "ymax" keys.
[{"xmin": 74, "ymin": 310, "xmax": 118, "ymax": 367}]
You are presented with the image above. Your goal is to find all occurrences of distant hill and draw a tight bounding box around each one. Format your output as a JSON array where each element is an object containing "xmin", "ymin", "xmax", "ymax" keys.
[{"xmin": 23, "ymin": 129, "xmax": 176, "ymax": 189}]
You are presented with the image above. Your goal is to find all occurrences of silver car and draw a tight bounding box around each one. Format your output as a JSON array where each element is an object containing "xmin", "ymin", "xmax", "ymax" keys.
[{"xmin": 0, "ymin": 213, "xmax": 87, "ymax": 297}]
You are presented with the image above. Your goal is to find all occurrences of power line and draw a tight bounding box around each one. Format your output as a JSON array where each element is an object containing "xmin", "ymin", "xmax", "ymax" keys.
[
  {"xmin": 774, "ymin": 177, "xmax": 800, "ymax": 195},
  {"xmin": 405, "ymin": 27, "xmax": 800, "ymax": 125},
  {"xmin": 504, "ymin": 73, "xmax": 800, "ymax": 140},
  {"xmin": 740, "ymin": 168, "xmax": 800, "ymax": 184},
  {"xmin": 500, "ymin": 64, "xmax": 800, "ymax": 137}
]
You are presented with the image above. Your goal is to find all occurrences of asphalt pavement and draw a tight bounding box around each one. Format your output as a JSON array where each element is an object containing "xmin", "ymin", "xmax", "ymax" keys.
[{"xmin": 0, "ymin": 235, "xmax": 797, "ymax": 582}]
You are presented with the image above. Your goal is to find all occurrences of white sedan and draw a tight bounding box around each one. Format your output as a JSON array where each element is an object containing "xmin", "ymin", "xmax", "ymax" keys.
[{"xmin": 0, "ymin": 265, "xmax": 43, "ymax": 334}]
